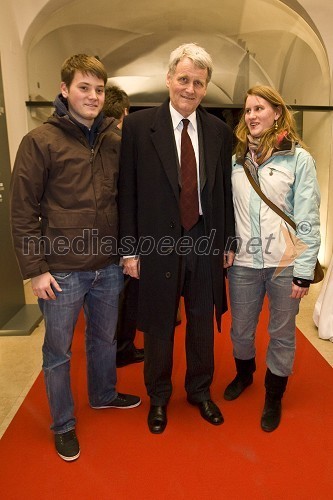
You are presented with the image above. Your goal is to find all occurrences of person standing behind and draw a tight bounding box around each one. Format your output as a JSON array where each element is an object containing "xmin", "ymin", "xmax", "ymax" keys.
[
  {"xmin": 103, "ymin": 85, "xmax": 144, "ymax": 367},
  {"xmin": 104, "ymin": 84, "xmax": 130, "ymax": 129},
  {"xmin": 224, "ymin": 85, "xmax": 320, "ymax": 432},
  {"xmin": 10, "ymin": 54, "xmax": 141, "ymax": 462},
  {"xmin": 118, "ymin": 43, "xmax": 235, "ymax": 434}
]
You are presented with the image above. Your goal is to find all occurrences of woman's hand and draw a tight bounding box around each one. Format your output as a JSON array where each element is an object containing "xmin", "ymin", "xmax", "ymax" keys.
[{"xmin": 290, "ymin": 282, "xmax": 309, "ymax": 299}]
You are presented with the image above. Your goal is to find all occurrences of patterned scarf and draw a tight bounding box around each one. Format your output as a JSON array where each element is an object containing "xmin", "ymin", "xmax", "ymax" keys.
[
  {"xmin": 245, "ymin": 131, "xmax": 288, "ymax": 184},
  {"xmin": 247, "ymin": 134, "xmax": 273, "ymax": 166}
]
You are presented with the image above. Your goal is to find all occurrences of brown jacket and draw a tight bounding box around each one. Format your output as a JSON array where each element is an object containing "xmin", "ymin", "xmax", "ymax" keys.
[{"xmin": 10, "ymin": 112, "xmax": 121, "ymax": 279}]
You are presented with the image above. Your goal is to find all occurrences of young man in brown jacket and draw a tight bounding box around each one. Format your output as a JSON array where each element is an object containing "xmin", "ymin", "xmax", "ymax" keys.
[{"xmin": 10, "ymin": 54, "xmax": 141, "ymax": 461}]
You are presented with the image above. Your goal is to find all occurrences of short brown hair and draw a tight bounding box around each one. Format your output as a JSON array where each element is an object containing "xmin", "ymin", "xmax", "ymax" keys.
[
  {"xmin": 103, "ymin": 85, "xmax": 130, "ymax": 118},
  {"xmin": 61, "ymin": 54, "xmax": 108, "ymax": 88}
]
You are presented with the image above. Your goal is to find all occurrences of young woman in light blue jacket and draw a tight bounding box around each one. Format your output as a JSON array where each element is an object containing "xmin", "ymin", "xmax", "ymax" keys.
[{"xmin": 224, "ymin": 85, "xmax": 321, "ymax": 432}]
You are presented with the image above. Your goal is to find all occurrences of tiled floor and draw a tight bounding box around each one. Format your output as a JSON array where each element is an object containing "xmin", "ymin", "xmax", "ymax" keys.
[
  {"xmin": 0, "ymin": 285, "xmax": 45, "ymax": 438},
  {"xmin": 0, "ymin": 280, "xmax": 332, "ymax": 439}
]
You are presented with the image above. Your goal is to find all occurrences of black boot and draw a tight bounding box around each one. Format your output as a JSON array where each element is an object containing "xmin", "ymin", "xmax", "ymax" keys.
[
  {"xmin": 261, "ymin": 368, "xmax": 288, "ymax": 432},
  {"xmin": 224, "ymin": 357, "xmax": 256, "ymax": 401}
]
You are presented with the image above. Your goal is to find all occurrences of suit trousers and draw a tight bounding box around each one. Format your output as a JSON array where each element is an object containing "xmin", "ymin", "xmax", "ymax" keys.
[
  {"xmin": 116, "ymin": 276, "xmax": 139, "ymax": 354},
  {"xmin": 144, "ymin": 217, "xmax": 215, "ymax": 405}
]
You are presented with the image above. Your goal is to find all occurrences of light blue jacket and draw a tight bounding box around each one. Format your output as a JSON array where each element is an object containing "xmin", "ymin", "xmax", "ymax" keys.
[{"xmin": 231, "ymin": 141, "xmax": 321, "ymax": 280}]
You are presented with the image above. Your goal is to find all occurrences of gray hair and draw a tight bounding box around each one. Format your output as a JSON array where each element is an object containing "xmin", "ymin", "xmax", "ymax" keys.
[{"xmin": 168, "ymin": 43, "xmax": 213, "ymax": 83}]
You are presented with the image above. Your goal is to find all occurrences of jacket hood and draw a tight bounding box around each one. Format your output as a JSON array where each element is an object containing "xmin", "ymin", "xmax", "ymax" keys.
[
  {"xmin": 53, "ymin": 93, "xmax": 69, "ymax": 117},
  {"xmin": 50, "ymin": 93, "xmax": 106, "ymax": 147}
]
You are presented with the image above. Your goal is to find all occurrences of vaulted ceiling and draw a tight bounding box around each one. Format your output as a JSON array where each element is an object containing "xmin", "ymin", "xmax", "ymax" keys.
[{"xmin": 25, "ymin": 0, "xmax": 330, "ymax": 107}]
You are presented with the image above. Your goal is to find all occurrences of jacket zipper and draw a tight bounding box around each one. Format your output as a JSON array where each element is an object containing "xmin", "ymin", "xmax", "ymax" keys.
[
  {"xmin": 246, "ymin": 156, "xmax": 264, "ymax": 267},
  {"xmin": 90, "ymin": 147, "xmax": 94, "ymax": 163}
]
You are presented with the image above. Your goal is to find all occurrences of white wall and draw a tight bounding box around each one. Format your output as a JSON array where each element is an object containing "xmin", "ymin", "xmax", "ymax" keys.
[
  {"xmin": 0, "ymin": 0, "xmax": 30, "ymax": 166},
  {"xmin": 303, "ymin": 112, "xmax": 333, "ymax": 265},
  {"xmin": 298, "ymin": 1, "xmax": 333, "ymax": 267}
]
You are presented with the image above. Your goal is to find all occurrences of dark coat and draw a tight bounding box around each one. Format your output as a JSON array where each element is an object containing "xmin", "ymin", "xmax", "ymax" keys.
[{"xmin": 118, "ymin": 99, "xmax": 235, "ymax": 339}]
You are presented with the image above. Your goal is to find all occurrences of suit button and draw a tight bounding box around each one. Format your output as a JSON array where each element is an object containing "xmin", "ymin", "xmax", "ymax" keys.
[
  {"xmin": 165, "ymin": 272, "xmax": 171, "ymax": 279},
  {"xmin": 170, "ymin": 221, "xmax": 175, "ymax": 228}
]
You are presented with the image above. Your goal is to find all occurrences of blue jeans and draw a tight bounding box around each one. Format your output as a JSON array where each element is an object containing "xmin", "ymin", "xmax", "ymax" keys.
[
  {"xmin": 39, "ymin": 264, "xmax": 124, "ymax": 434},
  {"xmin": 227, "ymin": 266, "xmax": 300, "ymax": 376}
]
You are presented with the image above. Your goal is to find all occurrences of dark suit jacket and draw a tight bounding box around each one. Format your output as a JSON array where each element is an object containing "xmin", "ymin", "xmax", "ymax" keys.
[{"xmin": 118, "ymin": 99, "xmax": 235, "ymax": 339}]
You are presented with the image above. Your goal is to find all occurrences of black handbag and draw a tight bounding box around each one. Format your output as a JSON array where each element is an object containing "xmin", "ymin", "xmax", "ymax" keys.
[{"xmin": 243, "ymin": 163, "xmax": 324, "ymax": 283}]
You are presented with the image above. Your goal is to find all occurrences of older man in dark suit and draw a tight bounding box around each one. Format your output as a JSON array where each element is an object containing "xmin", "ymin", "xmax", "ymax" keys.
[{"xmin": 118, "ymin": 43, "xmax": 235, "ymax": 433}]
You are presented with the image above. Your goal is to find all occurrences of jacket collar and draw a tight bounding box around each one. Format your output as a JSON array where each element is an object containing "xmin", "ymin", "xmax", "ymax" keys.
[{"xmin": 244, "ymin": 138, "xmax": 296, "ymax": 165}]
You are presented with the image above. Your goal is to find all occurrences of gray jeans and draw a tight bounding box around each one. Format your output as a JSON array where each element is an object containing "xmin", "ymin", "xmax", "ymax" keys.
[{"xmin": 227, "ymin": 265, "xmax": 300, "ymax": 376}]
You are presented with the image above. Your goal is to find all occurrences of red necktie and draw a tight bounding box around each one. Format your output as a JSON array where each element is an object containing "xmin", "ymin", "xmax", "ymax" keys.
[{"xmin": 180, "ymin": 119, "xmax": 199, "ymax": 230}]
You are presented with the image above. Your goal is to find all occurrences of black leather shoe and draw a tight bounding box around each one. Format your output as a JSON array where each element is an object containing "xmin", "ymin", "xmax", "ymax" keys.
[
  {"xmin": 189, "ymin": 399, "xmax": 224, "ymax": 426},
  {"xmin": 224, "ymin": 374, "xmax": 253, "ymax": 401},
  {"xmin": 148, "ymin": 405, "xmax": 167, "ymax": 434},
  {"xmin": 261, "ymin": 398, "xmax": 282, "ymax": 432},
  {"xmin": 116, "ymin": 348, "xmax": 144, "ymax": 368}
]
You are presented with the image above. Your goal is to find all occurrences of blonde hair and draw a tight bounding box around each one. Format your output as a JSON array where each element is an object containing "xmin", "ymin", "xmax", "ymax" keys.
[{"xmin": 234, "ymin": 85, "xmax": 307, "ymax": 161}]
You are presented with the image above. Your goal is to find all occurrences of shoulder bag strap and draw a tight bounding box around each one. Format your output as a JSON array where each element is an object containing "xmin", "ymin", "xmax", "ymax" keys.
[{"xmin": 243, "ymin": 162, "xmax": 296, "ymax": 231}]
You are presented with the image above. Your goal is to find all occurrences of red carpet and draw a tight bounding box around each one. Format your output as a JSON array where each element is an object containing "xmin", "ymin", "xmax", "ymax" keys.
[{"xmin": 0, "ymin": 300, "xmax": 332, "ymax": 499}]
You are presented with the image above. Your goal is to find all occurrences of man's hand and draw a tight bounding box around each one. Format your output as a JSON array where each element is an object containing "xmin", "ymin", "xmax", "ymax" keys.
[
  {"xmin": 223, "ymin": 251, "xmax": 235, "ymax": 269},
  {"xmin": 31, "ymin": 272, "xmax": 62, "ymax": 300},
  {"xmin": 123, "ymin": 257, "xmax": 140, "ymax": 279}
]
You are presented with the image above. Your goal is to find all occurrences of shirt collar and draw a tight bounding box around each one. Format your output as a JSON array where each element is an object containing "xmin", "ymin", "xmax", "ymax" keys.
[{"xmin": 169, "ymin": 102, "xmax": 197, "ymax": 132}]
